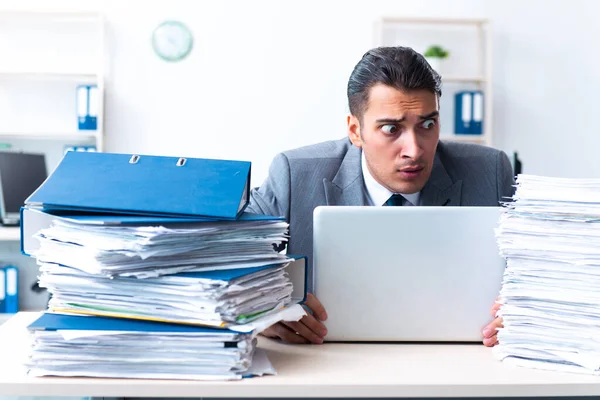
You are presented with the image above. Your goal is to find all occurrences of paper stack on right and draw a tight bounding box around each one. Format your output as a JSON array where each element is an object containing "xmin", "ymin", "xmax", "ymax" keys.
[{"xmin": 494, "ymin": 174, "xmax": 600, "ymax": 374}]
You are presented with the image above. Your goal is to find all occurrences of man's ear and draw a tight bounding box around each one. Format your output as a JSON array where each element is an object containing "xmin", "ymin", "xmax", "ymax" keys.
[{"xmin": 347, "ymin": 114, "xmax": 362, "ymax": 148}]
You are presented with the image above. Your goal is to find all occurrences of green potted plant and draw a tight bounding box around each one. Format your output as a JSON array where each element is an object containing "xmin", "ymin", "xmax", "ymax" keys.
[{"xmin": 423, "ymin": 45, "xmax": 449, "ymax": 72}]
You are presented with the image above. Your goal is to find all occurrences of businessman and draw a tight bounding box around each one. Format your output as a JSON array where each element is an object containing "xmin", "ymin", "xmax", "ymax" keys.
[{"xmin": 246, "ymin": 46, "xmax": 515, "ymax": 345}]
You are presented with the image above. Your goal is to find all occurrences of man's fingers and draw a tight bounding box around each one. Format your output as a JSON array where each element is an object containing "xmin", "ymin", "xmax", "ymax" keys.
[
  {"xmin": 271, "ymin": 323, "xmax": 309, "ymax": 344},
  {"xmin": 299, "ymin": 313, "xmax": 328, "ymax": 338},
  {"xmin": 261, "ymin": 326, "xmax": 278, "ymax": 338},
  {"xmin": 482, "ymin": 317, "xmax": 503, "ymax": 338},
  {"xmin": 483, "ymin": 334, "xmax": 499, "ymax": 347},
  {"xmin": 305, "ymin": 293, "xmax": 328, "ymax": 321},
  {"xmin": 491, "ymin": 301, "xmax": 502, "ymax": 318},
  {"xmin": 283, "ymin": 320, "xmax": 323, "ymax": 344}
]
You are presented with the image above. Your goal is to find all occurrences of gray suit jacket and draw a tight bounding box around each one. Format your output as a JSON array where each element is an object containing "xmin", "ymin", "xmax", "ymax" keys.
[{"xmin": 246, "ymin": 138, "xmax": 515, "ymax": 289}]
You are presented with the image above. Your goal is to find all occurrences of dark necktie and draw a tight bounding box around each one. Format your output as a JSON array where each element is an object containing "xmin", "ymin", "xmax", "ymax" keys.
[{"xmin": 384, "ymin": 194, "xmax": 405, "ymax": 206}]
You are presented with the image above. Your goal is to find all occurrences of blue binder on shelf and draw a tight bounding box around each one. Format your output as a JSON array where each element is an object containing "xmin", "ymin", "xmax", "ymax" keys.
[
  {"xmin": 3, "ymin": 265, "xmax": 17, "ymax": 313},
  {"xmin": 77, "ymin": 84, "xmax": 98, "ymax": 131},
  {"xmin": 25, "ymin": 151, "xmax": 252, "ymax": 220},
  {"xmin": 454, "ymin": 90, "xmax": 484, "ymax": 135},
  {"xmin": 0, "ymin": 267, "xmax": 5, "ymax": 313}
]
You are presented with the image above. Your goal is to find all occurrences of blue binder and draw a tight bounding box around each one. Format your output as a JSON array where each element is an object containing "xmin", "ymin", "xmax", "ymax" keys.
[
  {"xmin": 454, "ymin": 91, "xmax": 472, "ymax": 134},
  {"xmin": 25, "ymin": 151, "xmax": 251, "ymax": 220},
  {"xmin": 3, "ymin": 266, "xmax": 17, "ymax": 313},
  {"xmin": 76, "ymin": 85, "xmax": 97, "ymax": 130},
  {"xmin": 0, "ymin": 267, "xmax": 5, "ymax": 313},
  {"xmin": 471, "ymin": 91, "xmax": 484, "ymax": 135},
  {"xmin": 454, "ymin": 90, "xmax": 484, "ymax": 135},
  {"xmin": 28, "ymin": 312, "xmax": 239, "ymax": 334}
]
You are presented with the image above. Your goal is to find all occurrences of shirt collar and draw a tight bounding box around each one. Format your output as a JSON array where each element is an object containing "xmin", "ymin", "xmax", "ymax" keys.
[{"xmin": 361, "ymin": 151, "xmax": 421, "ymax": 206}]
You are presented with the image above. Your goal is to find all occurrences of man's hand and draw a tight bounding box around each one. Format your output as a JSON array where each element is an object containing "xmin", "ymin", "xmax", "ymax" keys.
[
  {"xmin": 261, "ymin": 293, "xmax": 328, "ymax": 344},
  {"xmin": 482, "ymin": 300, "xmax": 503, "ymax": 347}
]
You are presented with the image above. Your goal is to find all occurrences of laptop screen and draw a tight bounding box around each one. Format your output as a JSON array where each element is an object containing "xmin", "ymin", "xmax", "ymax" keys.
[{"xmin": 0, "ymin": 152, "xmax": 48, "ymax": 217}]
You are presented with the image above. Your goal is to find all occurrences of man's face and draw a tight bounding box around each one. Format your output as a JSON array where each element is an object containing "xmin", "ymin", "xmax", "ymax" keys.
[{"xmin": 348, "ymin": 84, "xmax": 440, "ymax": 194}]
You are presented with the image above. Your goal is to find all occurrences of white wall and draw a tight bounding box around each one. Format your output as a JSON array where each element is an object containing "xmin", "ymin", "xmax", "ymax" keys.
[{"xmin": 2, "ymin": 0, "xmax": 600, "ymax": 186}]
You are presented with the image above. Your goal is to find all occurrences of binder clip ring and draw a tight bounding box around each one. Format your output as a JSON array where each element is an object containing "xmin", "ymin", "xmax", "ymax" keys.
[
  {"xmin": 129, "ymin": 155, "xmax": 140, "ymax": 164},
  {"xmin": 176, "ymin": 158, "xmax": 187, "ymax": 167}
]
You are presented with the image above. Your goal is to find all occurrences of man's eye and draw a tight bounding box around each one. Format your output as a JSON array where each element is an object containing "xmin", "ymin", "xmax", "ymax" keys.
[
  {"xmin": 381, "ymin": 124, "xmax": 398, "ymax": 134},
  {"xmin": 422, "ymin": 119, "xmax": 436, "ymax": 129}
]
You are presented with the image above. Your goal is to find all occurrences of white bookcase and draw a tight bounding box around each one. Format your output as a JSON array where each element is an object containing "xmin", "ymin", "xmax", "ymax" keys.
[
  {"xmin": 375, "ymin": 17, "xmax": 492, "ymax": 147},
  {"xmin": 0, "ymin": 10, "xmax": 106, "ymax": 169},
  {"xmin": 0, "ymin": 10, "xmax": 102, "ymax": 319}
]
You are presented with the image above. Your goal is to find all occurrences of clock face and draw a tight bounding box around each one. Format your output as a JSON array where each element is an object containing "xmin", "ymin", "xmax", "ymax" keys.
[{"xmin": 152, "ymin": 20, "xmax": 194, "ymax": 62}]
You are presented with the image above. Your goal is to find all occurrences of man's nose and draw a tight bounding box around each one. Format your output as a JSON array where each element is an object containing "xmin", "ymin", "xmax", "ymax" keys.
[{"xmin": 399, "ymin": 130, "xmax": 423, "ymax": 160}]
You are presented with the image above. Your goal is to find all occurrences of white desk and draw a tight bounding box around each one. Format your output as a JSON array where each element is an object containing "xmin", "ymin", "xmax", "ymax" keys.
[{"xmin": 2, "ymin": 312, "xmax": 600, "ymax": 398}]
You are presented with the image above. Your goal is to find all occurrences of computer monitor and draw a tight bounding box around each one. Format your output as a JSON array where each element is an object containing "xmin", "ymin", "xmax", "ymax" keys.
[{"xmin": 0, "ymin": 151, "xmax": 48, "ymax": 225}]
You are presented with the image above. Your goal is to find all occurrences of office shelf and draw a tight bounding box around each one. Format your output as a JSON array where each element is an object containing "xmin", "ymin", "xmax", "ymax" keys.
[
  {"xmin": 0, "ymin": 70, "xmax": 98, "ymax": 83},
  {"xmin": 440, "ymin": 134, "xmax": 488, "ymax": 144},
  {"xmin": 0, "ymin": 131, "xmax": 99, "ymax": 140},
  {"xmin": 442, "ymin": 75, "xmax": 486, "ymax": 83},
  {"xmin": 0, "ymin": 10, "xmax": 106, "ymax": 153}
]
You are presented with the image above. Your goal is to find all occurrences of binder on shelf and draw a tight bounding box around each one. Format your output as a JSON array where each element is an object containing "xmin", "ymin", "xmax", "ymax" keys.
[
  {"xmin": 454, "ymin": 90, "xmax": 484, "ymax": 135},
  {"xmin": 3, "ymin": 265, "xmax": 17, "ymax": 313},
  {"xmin": 0, "ymin": 267, "xmax": 5, "ymax": 313},
  {"xmin": 64, "ymin": 145, "xmax": 97, "ymax": 155},
  {"xmin": 24, "ymin": 151, "xmax": 251, "ymax": 220},
  {"xmin": 77, "ymin": 84, "xmax": 98, "ymax": 131},
  {"xmin": 472, "ymin": 91, "xmax": 483, "ymax": 135},
  {"xmin": 455, "ymin": 91, "xmax": 472, "ymax": 134}
]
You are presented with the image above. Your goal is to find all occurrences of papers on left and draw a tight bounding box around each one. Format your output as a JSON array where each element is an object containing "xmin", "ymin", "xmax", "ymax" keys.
[
  {"xmin": 20, "ymin": 152, "xmax": 308, "ymax": 381},
  {"xmin": 26, "ymin": 313, "xmax": 276, "ymax": 380}
]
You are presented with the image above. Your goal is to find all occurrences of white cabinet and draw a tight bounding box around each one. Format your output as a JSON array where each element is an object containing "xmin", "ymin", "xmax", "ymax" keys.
[{"xmin": 0, "ymin": 10, "xmax": 106, "ymax": 170}]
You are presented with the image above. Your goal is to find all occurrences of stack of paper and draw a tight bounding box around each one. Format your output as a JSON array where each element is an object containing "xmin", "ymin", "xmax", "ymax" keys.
[
  {"xmin": 27, "ymin": 313, "xmax": 274, "ymax": 380},
  {"xmin": 493, "ymin": 174, "xmax": 600, "ymax": 374},
  {"xmin": 39, "ymin": 260, "xmax": 296, "ymax": 328},
  {"xmin": 28, "ymin": 210, "xmax": 301, "ymax": 328},
  {"xmin": 20, "ymin": 151, "xmax": 308, "ymax": 380},
  {"xmin": 34, "ymin": 214, "xmax": 292, "ymax": 278}
]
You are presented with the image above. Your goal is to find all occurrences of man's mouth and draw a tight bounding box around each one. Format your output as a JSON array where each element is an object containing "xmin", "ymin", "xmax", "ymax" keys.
[{"xmin": 398, "ymin": 166, "xmax": 424, "ymax": 179}]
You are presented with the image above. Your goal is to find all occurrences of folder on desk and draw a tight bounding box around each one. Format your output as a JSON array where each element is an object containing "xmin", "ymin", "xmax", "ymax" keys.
[
  {"xmin": 29, "ymin": 312, "xmax": 239, "ymax": 334},
  {"xmin": 26, "ymin": 312, "xmax": 268, "ymax": 380},
  {"xmin": 25, "ymin": 151, "xmax": 251, "ymax": 220}
]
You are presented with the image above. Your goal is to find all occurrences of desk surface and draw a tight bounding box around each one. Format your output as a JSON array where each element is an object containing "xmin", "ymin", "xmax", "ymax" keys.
[{"xmin": 2, "ymin": 312, "xmax": 600, "ymax": 398}]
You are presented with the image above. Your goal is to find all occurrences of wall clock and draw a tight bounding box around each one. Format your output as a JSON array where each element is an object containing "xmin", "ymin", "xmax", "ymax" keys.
[{"xmin": 152, "ymin": 20, "xmax": 194, "ymax": 62}]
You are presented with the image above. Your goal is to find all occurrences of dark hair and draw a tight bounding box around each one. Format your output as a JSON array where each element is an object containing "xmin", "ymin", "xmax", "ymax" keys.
[{"xmin": 347, "ymin": 46, "xmax": 442, "ymax": 119}]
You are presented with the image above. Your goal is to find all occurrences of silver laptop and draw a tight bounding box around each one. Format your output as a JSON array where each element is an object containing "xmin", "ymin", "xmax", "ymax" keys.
[
  {"xmin": 0, "ymin": 151, "xmax": 48, "ymax": 225},
  {"xmin": 313, "ymin": 206, "xmax": 505, "ymax": 342}
]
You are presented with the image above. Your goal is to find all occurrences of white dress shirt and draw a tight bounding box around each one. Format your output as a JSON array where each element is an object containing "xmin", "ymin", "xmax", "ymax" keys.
[{"xmin": 361, "ymin": 152, "xmax": 421, "ymax": 206}]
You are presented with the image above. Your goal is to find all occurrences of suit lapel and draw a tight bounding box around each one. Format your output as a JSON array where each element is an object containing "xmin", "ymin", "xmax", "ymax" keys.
[
  {"xmin": 420, "ymin": 152, "xmax": 462, "ymax": 206},
  {"xmin": 322, "ymin": 143, "xmax": 462, "ymax": 206},
  {"xmin": 323, "ymin": 145, "xmax": 369, "ymax": 206}
]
